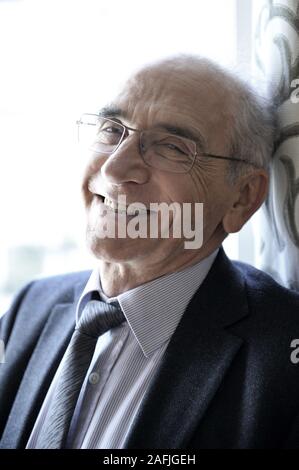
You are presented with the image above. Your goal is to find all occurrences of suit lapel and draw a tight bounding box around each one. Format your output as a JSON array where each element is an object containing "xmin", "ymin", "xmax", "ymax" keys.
[
  {"xmin": 0, "ymin": 299, "xmax": 78, "ymax": 448},
  {"xmin": 1, "ymin": 249, "xmax": 249, "ymax": 449},
  {"xmin": 125, "ymin": 249, "xmax": 249, "ymax": 448}
]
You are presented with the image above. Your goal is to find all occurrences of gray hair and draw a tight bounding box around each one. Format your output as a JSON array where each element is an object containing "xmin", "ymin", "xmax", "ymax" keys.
[
  {"xmin": 140, "ymin": 54, "xmax": 278, "ymax": 183},
  {"xmin": 226, "ymin": 73, "xmax": 278, "ymax": 183}
]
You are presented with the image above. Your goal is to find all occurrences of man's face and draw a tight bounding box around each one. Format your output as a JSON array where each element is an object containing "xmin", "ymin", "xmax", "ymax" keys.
[{"xmin": 82, "ymin": 67, "xmax": 238, "ymax": 269}]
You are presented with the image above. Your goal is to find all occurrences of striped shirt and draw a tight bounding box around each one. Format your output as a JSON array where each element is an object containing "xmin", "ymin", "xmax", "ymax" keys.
[{"xmin": 27, "ymin": 249, "xmax": 218, "ymax": 449}]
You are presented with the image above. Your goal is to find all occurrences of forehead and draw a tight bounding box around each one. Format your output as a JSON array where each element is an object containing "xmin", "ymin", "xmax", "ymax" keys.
[{"xmin": 108, "ymin": 67, "xmax": 232, "ymax": 148}]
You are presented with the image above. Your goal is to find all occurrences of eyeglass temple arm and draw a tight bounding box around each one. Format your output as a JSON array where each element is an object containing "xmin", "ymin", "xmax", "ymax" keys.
[{"xmin": 198, "ymin": 152, "xmax": 261, "ymax": 169}]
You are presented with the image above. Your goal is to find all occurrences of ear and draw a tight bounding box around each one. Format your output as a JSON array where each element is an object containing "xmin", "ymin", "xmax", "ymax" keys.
[{"xmin": 222, "ymin": 169, "xmax": 269, "ymax": 233}]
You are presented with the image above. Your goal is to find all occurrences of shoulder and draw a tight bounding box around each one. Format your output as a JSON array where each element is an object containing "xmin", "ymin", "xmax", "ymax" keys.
[
  {"xmin": 229, "ymin": 259, "xmax": 299, "ymax": 345},
  {"xmin": 0, "ymin": 270, "xmax": 92, "ymax": 342},
  {"xmin": 25, "ymin": 270, "xmax": 92, "ymax": 301},
  {"xmin": 233, "ymin": 259, "xmax": 299, "ymax": 311},
  {"xmin": 10, "ymin": 270, "xmax": 92, "ymax": 309}
]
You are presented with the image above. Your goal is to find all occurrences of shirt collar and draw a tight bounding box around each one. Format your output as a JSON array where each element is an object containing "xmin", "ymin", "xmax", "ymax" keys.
[{"xmin": 76, "ymin": 249, "xmax": 219, "ymax": 358}]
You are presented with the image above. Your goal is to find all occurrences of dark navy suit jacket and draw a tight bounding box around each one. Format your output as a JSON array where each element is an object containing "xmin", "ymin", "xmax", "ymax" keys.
[{"xmin": 1, "ymin": 248, "xmax": 299, "ymax": 449}]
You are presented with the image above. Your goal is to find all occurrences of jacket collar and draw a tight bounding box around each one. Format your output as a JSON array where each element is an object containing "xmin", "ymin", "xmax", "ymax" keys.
[
  {"xmin": 124, "ymin": 247, "xmax": 248, "ymax": 448},
  {"xmin": 2, "ymin": 247, "xmax": 248, "ymax": 448},
  {"xmin": 0, "ymin": 278, "xmax": 87, "ymax": 449}
]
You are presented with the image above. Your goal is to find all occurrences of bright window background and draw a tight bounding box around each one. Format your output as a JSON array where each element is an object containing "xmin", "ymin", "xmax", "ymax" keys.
[{"xmin": 0, "ymin": 0, "xmax": 250, "ymax": 313}]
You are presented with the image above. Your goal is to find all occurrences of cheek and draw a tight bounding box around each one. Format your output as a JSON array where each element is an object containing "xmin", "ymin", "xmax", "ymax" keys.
[
  {"xmin": 82, "ymin": 172, "xmax": 92, "ymax": 207},
  {"xmin": 187, "ymin": 166, "xmax": 231, "ymax": 227},
  {"xmin": 81, "ymin": 155, "xmax": 106, "ymax": 207},
  {"xmin": 190, "ymin": 161, "xmax": 232, "ymax": 202},
  {"xmin": 183, "ymin": 168, "xmax": 209, "ymax": 204},
  {"xmin": 162, "ymin": 173, "xmax": 202, "ymax": 205}
]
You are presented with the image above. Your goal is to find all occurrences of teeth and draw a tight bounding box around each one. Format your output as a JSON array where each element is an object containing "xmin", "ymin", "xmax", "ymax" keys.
[
  {"xmin": 127, "ymin": 206, "xmax": 139, "ymax": 216},
  {"xmin": 103, "ymin": 197, "xmax": 148, "ymax": 215},
  {"xmin": 127, "ymin": 203, "xmax": 148, "ymax": 216},
  {"xmin": 104, "ymin": 197, "xmax": 126, "ymax": 213}
]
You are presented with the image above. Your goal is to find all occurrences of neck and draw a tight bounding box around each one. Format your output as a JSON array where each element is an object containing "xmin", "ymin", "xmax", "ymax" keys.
[{"xmin": 98, "ymin": 238, "xmax": 223, "ymax": 298}]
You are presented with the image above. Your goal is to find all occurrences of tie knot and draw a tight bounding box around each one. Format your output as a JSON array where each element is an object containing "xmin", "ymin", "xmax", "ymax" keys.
[{"xmin": 76, "ymin": 299, "xmax": 125, "ymax": 338}]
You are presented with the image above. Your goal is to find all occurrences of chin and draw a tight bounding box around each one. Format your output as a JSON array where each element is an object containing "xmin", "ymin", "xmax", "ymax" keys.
[{"xmin": 86, "ymin": 231, "xmax": 149, "ymax": 263}]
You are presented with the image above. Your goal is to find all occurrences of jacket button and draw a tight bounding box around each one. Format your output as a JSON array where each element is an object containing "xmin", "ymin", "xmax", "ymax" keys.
[{"xmin": 89, "ymin": 372, "xmax": 100, "ymax": 384}]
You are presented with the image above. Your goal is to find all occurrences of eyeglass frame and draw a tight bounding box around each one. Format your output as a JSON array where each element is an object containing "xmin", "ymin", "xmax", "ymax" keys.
[{"xmin": 76, "ymin": 113, "xmax": 261, "ymax": 173}]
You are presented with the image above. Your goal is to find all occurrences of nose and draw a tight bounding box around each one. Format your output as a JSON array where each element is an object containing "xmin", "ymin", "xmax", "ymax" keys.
[{"xmin": 100, "ymin": 134, "xmax": 151, "ymax": 185}]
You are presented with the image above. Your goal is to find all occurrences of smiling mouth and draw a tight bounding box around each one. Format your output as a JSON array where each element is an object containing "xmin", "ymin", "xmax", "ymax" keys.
[{"xmin": 94, "ymin": 194, "xmax": 151, "ymax": 216}]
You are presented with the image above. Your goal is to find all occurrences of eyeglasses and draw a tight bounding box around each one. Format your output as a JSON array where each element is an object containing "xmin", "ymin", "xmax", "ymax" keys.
[{"xmin": 76, "ymin": 113, "xmax": 259, "ymax": 174}]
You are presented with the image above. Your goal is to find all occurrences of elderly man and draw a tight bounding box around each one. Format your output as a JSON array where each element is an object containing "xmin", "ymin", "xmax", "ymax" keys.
[{"xmin": 1, "ymin": 55, "xmax": 299, "ymax": 450}]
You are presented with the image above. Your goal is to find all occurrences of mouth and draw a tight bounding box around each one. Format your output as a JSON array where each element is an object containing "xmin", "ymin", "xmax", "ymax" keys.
[{"xmin": 94, "ymin": 194, "xmax": 152, "ymax": 216}]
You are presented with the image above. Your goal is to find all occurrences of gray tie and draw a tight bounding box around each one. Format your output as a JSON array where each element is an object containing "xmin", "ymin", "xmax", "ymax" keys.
[{"xmin": 35, "ymin": 298, "xmax": 125, "ymax": 449}]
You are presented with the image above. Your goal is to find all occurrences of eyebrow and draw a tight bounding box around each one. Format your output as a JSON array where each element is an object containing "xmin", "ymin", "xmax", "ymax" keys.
[
  {"xmin": 98, "ymin": 106, "xmax": 127, "ymax": 119},
  {"xmin": 154, "ymin": 123, "xmax": 205, "ymax": 148},
  {"xmin": 97, "ymin": 107, "xmax": 205, "ymax": 149}
]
